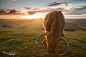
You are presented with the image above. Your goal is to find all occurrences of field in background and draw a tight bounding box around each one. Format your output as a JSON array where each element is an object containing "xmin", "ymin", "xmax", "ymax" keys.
[
  {"xmin": 0, "ymin": 19, "xmax": 86, "ymax": 57},
  {"xmin": 0, "ymin": 19, "xmax": 86, "ymax": 29},
  {"xmin": 0, "ymin": 18, "xmax": 43, "ymax": 29}
]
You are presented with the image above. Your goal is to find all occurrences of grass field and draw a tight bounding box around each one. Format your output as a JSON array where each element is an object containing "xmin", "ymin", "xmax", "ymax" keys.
[{"xmin": 0, "ymin": 26, "xmax": 86, "ymax": 57}]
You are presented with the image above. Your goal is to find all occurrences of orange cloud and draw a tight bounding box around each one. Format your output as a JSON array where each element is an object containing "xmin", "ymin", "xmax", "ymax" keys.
[{"xmin": 0, "ymin": 9, "xmax": 24, "ymax": 15}]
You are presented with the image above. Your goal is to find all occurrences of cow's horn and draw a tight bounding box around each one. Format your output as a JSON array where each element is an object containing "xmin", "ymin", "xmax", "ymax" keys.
[
  {"xmin": 35, "ymin": 32, "xmax": 49, "ymax": 44},
  {"xmin": 59, "ymin": 37, "xmax": 69, "ymax": 55}
]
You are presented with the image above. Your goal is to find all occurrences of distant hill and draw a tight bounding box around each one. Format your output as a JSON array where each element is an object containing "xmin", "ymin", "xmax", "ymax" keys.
[
  {"xmin": 65, "ymin": 19, "xmax": 86, "ymax": 29},
  {"xmin": 0, "ymin": 19, "xmax": 43, "ymax": 29},
  {"xmin": 0, "ymin": 19, "xmax": 86, "ymax": 29}
]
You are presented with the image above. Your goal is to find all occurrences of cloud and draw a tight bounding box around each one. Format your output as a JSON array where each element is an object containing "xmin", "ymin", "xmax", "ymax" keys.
[
  {"xmin": 6, "ymin": 9, "xmax": 25, "ymax": 15},
  {"xmin": 5, "ymin": 9, "xmax": 19, "ymax": 15},
  {"xmin": 71, "ymin": 5, "xmax": 86, "ymax": 10},
  {"xmin": 11, "ymin": 0, "xmax": 16, "ymax": 1},
  {"xmin": 18, "ymin": 4, "xmax": 86, "ymax": 16},
  {"xmin": 23, "ymin": 7, "xmax": 41, "ymax": 11},
  {"xmin": 28, "ymin": 11, "xmax": 37, "ymax": 15},
  {"xmin": 41, "ymin": 8, "xmax": 65, "ymax": 13},
  {"xmin": 8, "ymin": 9, "xmax": 16, "ymax": 13},
  {"xmin": 45, "ymin": 1, "xmax": 73, "ymax": 7},
  {"xmin": 0, "ymin": 4, "xmax": 86, "ymax": 17},
  {"xmin": 21, "ymin": 7, "xmax": 67, "ymax": 15},
  {"xmin": 46, "ymin": 2, "xmax": 66, "ymax": 7},
  {"xmin": 0, "ymin": 9, "xmax": 7, "ymax": 14},
  {"xmin": 23, "ymin": 7, "xmax": 33, "ymax": 10},
  {"xmin": 0, "ymin": 9, "xmax": 24, "ymax": 15},
  {"xmin": 63, "ymin": 5, "xmax": 86, "ymax": 15},
  {"xmin": 26, "ymin": 7, "xmax": 65, "ymax": 15},
  {"xmin": 64, "ymin": 10, "xmax": 86, "ymax": 15},
  {"xmin": 22, "ymin": 7, "xmax": 42, "ymax": 15}
]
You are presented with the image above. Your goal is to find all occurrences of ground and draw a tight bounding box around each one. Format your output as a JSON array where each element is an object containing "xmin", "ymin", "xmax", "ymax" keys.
[{"xmin": 0, "ymin": 26, "xmax": 86, "ymax": 57}]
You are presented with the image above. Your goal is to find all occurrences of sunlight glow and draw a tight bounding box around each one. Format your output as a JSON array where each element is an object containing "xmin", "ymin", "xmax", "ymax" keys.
[{"xmin": 23, "ymin": 13, "xmax": 46, "ymax": 19}]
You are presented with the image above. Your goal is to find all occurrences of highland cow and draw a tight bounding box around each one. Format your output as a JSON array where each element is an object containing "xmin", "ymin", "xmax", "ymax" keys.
[{"xmin": 35, "ymin": 11, "xmax": 69, "ymax": 55}]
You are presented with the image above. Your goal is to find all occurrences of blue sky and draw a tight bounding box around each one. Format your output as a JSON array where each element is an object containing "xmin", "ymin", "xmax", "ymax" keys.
[
  {"xmin": 0, "ymin": 0, "xmax": 86, "ymax": 19},
  {"xmin": 0, "ymin": 0, "xmax": 86, "ymax": 9}
]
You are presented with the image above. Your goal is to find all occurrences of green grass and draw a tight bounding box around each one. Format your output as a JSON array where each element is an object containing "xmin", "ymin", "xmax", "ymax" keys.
[{"xmin": 0, "ymin": 27, "xmax": 86, "ymax": 57}]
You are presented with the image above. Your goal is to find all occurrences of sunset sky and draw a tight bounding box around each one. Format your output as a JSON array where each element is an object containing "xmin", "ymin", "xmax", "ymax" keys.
[{"xmin": 0, "ymin": 0, "xmax": 86, "ymax": 19}]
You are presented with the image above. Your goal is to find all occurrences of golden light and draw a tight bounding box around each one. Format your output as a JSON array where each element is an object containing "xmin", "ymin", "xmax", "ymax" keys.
[{"xmin": 23, "ymin": 13, "xmax": 46, "ymax": 19}]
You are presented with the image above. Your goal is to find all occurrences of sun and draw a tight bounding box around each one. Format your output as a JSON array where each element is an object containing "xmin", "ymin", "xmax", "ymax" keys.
[
  {"xmin": 24, "ymin": 15, "xmax": 33, "ymax": 19},
  {"xmin": 24, "ymin": 15, "xmax": 39, "ymax": 19},
  {"xmin": 23, "ymin": 13, "xmax": 46, "ymax": 19}
]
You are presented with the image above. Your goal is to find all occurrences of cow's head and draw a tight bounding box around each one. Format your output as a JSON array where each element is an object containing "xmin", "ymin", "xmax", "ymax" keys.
[{"xmin": 35, "ymin": 32, "xmax": 69, "ymax": 55}]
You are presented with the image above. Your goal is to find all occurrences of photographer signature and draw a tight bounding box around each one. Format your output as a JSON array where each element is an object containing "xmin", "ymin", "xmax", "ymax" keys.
[{"xmin": 1, "ymin": 51, "xmax": 16, "ymax": 55}]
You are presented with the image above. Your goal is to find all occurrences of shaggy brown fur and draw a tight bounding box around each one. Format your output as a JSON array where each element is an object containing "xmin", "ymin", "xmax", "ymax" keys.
[{"xmin": 43, "ymin": 11, "xmax": 65, "ymax": 52}]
